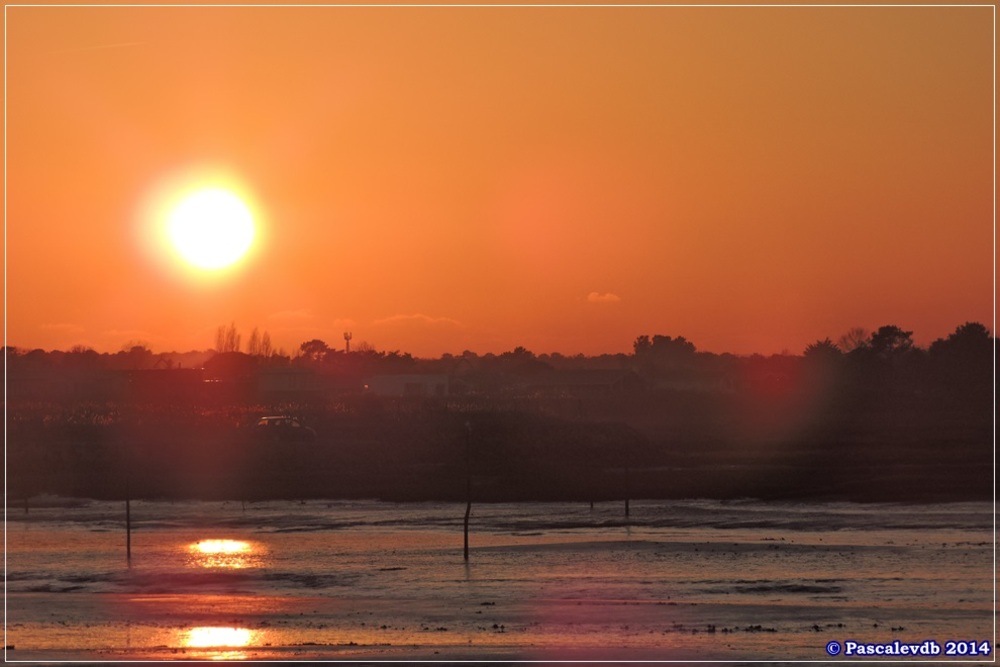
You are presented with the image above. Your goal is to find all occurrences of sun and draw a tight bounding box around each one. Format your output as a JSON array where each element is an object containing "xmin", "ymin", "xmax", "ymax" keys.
[{"xmin": 167, "ymin": 188, "xmax": 255, "ymax": 270}]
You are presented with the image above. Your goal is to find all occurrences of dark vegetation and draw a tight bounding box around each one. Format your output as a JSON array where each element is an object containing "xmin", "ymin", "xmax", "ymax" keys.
[{"xmin": 5, "ymin": 323, "xmax": 994, "ymax": 503}]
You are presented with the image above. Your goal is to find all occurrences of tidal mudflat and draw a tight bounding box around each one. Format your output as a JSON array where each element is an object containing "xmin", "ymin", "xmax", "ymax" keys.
[{"xmin": 5, "ymin": 498, "xmax": 994, "ymax": 661}]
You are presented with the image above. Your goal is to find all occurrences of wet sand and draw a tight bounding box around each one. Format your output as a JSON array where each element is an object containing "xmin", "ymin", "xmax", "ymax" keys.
[
  {"xmin": 13, "ymin": 588, "xmax": 970, "ymax": 662},
  {"xmin": 8, "ymin": 552, "xmax": 993, "ymax": 660},
  {"xmin": 6, "ymin": 500, "xmax": 994, "ymax": 662}
]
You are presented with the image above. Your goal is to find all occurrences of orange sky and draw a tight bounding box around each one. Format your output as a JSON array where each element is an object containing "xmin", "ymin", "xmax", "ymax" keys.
[{"xmin": 5, "ymin": 5, "xmax": 994, "ymax": 358}]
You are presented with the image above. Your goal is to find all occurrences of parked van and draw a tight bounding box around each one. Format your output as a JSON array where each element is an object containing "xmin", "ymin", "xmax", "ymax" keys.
[{"xmin": 255, "ymin": 415, "xmax": 317, "ymax": 443}]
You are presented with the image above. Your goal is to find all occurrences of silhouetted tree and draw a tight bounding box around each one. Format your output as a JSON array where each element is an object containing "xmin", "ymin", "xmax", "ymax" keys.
[
  {"xmin": 260, "ymin": 332, "xmax": 274, "ymax": 358},
  {"xmin": 633, "ymin": 334, "xmax": 697, "ymax": 375},
  {"xmin": 215, "ymin": 322, "xmax": 241, "ymax": 353},
  {"xmin": 633, "ymin": 335, "xmax": 652, "ymax": 356},
  {"xmin": 929, "ymin": 321, "xmax": 992, "ymax": 361},
  {"xmin": 353, "ymin": 340, "xmax": 380, "ymax": 356},
  {"xmin": 247, "ymin": 328, "xmax": 261, "ymax": 356},
  {"xmin": 802, "ymin": 338, "xmax": 844, "ymax": 392},
  {"xmin": 498, "ymin": 347, "xmax": 552, "ymax": 376},
  {"xmin": 243, "ymin": 328, "xmax": 276, "ymax": 359},
  {"xmin": 23, "ymin": 348, "xmax": 49, "ymax": 365},
  {"xmin": 65, "ymin": 345, "xmax": 101, "ymax": 368},
  {"xmin": 803, "ymin": 338, "xmax": 842, "ymax": 361},
  {"xmin": 299, "ymin": 339, "xmax": 330, "ymax": 363},
  {"xmin": 118, "ymin": 342, "xmax": 154, "ymax": 370},
  {"xmin": 869, "ymin": 325, "xmax": 914, "ymax": 358},
  {"xmin": 837, "ymin": 327, "xmax": 870, "ymax": 353},
  {"xmin": 652, "ymin": 335, "xmax": 696, "ymax": 357},
  {"xmin": 928, "ymin": 322, "xmax": 993, "ymax": 399},
  {"xmin": 383, "ymin": 350, "xmax": 417, "ymax": 372}
]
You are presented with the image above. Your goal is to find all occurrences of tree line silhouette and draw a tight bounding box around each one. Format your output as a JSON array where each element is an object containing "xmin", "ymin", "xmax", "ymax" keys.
[
  {"xmin": 5, "ymin": 322, "xmax": 992, "ymax": 414},
  {"xmin": 5, "ymin": 321, "xmax": 992, "ymax": 504},
  {"xmin": 5, "ymin": 320, "xmax": 993, "ymax": 382}
]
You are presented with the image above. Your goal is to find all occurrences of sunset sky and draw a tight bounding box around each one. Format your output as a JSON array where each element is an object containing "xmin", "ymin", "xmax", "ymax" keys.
[{"xmin": 5, "ymin": 5, "xmax": 994, "ymax": 358}]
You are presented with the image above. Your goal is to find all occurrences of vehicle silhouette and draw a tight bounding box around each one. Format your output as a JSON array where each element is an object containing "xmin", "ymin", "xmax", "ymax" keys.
[{"xmin": 254, "ymin": 415, "xmax": 317, "ymax": 443}]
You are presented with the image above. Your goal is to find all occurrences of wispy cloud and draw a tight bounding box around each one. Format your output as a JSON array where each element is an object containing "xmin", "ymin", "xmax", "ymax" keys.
[
  {"xmin": 268, "ymin": 309, "xmax": 315, "ymax": 322},
  {"xmin": 53, "ymin": 41, "xmax": 144, "ymax": 55},
  {"xmin": 102, "ymin": 329, "xmax": 160, "ymax": 347},
  {"xmin": 372, "ymin": 313, "xmax": 464, "ymax": 328},
  {"xmin": 330, "ymin": 318, "xmax": 358, "ymax": 331},
  {"xmin": 104, "ymin": 329, "xmax": 155, "ymax": 340},
  {"xmin": 266, "ymin": 319, "xmax": 357, "ymax": 352},
  {"xmin": 587, "ymin": 292, "xmax": 622, "ymax": 304},
  {"xmin": 40, "ymin": 322, "xmax": 85, "ymax": 334}
]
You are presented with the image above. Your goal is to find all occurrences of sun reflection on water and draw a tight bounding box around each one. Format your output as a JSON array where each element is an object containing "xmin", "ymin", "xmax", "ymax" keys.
[
  {"xmin": 186, "ymin": 626, "xmax": 252, "ymax": 647},
  {"xmin": 187, "ymin": 539, "xmax": 265, "ymax": 569},
  {"xmin": 183, "ymin": 626, "xmax": 261, "ymax": 660}
]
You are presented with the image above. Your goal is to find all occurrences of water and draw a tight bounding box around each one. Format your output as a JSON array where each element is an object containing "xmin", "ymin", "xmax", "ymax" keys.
[{"xmin": 5, "ymin": 498, "xmax": 995, "ymax": 661}]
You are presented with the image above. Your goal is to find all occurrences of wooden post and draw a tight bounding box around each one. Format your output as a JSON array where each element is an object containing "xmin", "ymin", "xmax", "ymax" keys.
[
  {"xmin": 463, "ymin": 422, "xmax": 472, "ymax": 561},
  {"xmin": 126, "ymin": 475, "xmax": 132, "ymax": 563},
  {"xmin": 624, "ymin": 465, "xmax": 631, "ymax": 519},
  {"xmin": 463, "ymin": 499, "xmax": 471, "ymax": 561}
]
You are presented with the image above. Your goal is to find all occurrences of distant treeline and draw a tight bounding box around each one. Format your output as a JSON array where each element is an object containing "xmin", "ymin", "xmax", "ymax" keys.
[
  {"xmin": 5, "ymin": 320, "xmax": 994, "ymax": 384},
  {"xmin": 6, "ymin": 322, "xmax": 993, "ymax": 503}
]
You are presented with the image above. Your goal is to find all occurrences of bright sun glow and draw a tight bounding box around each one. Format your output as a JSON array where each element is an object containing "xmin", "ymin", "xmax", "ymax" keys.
[{"xmin": 167, "ymin": 188, "xmax": 255, "ymax": 269}]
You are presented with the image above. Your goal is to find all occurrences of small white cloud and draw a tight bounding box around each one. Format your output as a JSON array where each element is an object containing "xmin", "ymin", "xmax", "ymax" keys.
[{"xmin": 587, "ymin": 292, "xmax": 622, "ymax": 304}]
